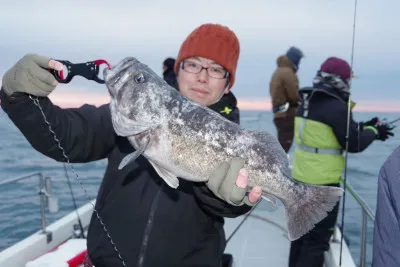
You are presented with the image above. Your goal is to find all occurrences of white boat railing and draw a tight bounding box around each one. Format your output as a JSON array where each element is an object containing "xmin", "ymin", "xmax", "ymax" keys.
[
  {"xmin": 341, "ymin": 180, "xmax": 375, "ymax": 267},
  {"xmin": 0, "ymin": 172, "xmax": 59, "ymax": 243},
  {"xmin": 0, "ymin": 171, "xmax": 376, "ymax": 266}
]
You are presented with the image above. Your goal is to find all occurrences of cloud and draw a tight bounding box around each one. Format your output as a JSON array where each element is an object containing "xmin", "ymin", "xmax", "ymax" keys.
[
  {"xmin": 1, "ymin": 1, "xmax": 397, "ymax": 58},
  {"xmin": 1, "ymin": 0, "xmax": 400, "ymax": 103},
  {"xmin": 47, "ymin": 86, "xmax": 108, "ymax": 108},
  {"xmin": 47, "ymin": 87, "xmax": 400, "ymax": 113}
]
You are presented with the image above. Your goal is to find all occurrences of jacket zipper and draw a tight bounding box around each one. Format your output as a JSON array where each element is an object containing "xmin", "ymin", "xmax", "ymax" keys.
[{"xmin": 137, "ymin": 183, "xmax": 163, "ymax": 267}]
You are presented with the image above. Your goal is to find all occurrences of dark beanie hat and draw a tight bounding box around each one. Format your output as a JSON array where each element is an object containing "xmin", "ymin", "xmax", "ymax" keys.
[{"xmin": 320, "ymin": 57, "xmax": 352, "ymax": 80}]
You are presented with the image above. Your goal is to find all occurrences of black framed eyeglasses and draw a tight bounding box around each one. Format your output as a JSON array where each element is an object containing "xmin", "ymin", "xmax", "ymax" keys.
[{"xmin": 181, "ymin": 60, "xmax": 229, "ymax": 79}]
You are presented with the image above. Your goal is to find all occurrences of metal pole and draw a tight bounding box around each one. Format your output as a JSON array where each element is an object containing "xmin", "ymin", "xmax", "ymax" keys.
[
  {"xmin": 359, "ymin": 211, "xmax": 367, "ymax": 267},
  {"xmin": 39, "ymin": 173, "xmax": 47, "ymax": 233}
]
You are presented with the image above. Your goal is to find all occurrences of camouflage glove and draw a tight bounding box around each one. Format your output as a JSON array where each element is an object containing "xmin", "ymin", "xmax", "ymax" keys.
[
  {"xmin": 207, "ymin": 157, "xmax": 257, "ymax": 206},
  {"xmin": 2, "ymin": 54, "xmax": 60, "ymax": 97}
]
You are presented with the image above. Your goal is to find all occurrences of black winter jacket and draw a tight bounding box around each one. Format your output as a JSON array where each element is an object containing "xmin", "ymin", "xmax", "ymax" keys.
[
  {"xmin": 296, "ymin": 85, "xmax": 376, "ymax": 152},
  {"xmin": 209, "ymin": 91, "xmax": 240, "ymax": 125},
  {"xmin": 0, "ymin": 88, "xmax": 250, "ymax": 267}
]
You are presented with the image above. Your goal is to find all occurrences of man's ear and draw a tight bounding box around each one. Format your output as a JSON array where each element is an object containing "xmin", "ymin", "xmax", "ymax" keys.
[{"xmin": 224, "ymin": 79, "xmax": 230, "ymax": 93}]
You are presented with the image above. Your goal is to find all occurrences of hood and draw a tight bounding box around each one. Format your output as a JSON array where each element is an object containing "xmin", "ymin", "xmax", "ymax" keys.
[
  {"xmin": 163, "ymin": 57, "xmax": 176, "ymax": 70},
  {"xmin": 286, "ymin": 46, "xmax": 303, "ymax": 71},
  {"xmin": 298, "ymin": 84, "xmax": 349, "ymax": 103},
  {"xmin": 276, "ymin": 55, "xmax": 294, "ymax": 70}
]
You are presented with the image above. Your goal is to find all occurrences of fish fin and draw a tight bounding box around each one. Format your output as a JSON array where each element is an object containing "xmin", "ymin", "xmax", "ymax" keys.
[
  {"xmin": 261, "ymin": 192, "xmax": 281, "ymax": 212},
  {"xmin": 149, "ymin": 160, "xmax": 180, "ymax": 189},
  {"xmin": 114, "ymin": 120, "xmax": 154, "ymax": 137},
  {"xmin": 261, "ymin": 193, "xmax": 279, "ymax": 206},
  {"xmin": 285, "ymin": 184, "xmax": 343, "ymax": 241},
  {"xmin": 118, "ymin": 136, "xmax": 150, "ymax": 170}
]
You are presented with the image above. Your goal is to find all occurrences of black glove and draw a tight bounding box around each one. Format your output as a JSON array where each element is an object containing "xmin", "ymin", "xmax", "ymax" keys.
[
  {"xmin": 361, "ymin": 117, "xmax": 379, "ymax": 128},
  {"xmin": 376, "ymin": 123, "xmax": 394, "ymax": 141}
]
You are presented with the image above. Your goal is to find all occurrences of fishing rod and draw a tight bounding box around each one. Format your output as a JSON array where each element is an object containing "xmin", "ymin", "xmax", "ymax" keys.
[
  {"xmin": 376, "ymin": 117, "xmax": 400, "ymax": 130},
  {"xmin": 390, "ymin": 117, "xmax": 400, "ymax": 125},
  {"xmin": 63, "ymin": 163, "xmax": 85, "ymax": 238},
  {"xmin": 339, "ymin": 0, "xmax": 358, "ymax": 265}
]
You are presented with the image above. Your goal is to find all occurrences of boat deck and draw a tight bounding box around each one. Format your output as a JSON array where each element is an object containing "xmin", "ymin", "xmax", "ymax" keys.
[
  {"xmin": 0, "ymin": 198, "xmax": 357, "ymax": 267},
  {"xmin": 223, "ymin": 200, "xmax": 356, "ymax": 267}
]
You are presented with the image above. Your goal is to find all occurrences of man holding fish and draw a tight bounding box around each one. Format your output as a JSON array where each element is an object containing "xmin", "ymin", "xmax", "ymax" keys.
[{"xmin": 0, "ymin": 23, "xmax": 264, "ymax": 267}]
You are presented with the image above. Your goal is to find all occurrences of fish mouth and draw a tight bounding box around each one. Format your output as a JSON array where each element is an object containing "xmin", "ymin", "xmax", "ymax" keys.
[
  {"xmin": 104, "ymin": 57, "xmax": 138, "ymax": 96},
  {"xmin": 104, "ymin": 57, "xmax": 138, "ymax": 82}
]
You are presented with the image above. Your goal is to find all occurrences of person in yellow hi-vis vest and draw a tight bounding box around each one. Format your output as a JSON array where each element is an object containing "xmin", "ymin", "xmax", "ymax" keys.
[{"xmin": 288, "ymin": 57, "xmax": 394, "ymax": 267}]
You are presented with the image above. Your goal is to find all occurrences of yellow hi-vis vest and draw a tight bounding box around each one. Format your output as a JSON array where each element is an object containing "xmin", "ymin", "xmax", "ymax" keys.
[{"xmin": 292, "ymin": 93, "xmax": 356, "ymax": 185}]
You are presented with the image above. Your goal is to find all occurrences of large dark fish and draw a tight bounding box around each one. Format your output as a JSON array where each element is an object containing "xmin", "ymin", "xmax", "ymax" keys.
[{"xmin": 103, "ymin": 57, "xmax": 343, "ymax": 241}]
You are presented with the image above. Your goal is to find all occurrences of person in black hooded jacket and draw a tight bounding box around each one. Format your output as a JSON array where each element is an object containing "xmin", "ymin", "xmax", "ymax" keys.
[
  {"xmin": 162, "ymin": 57, "xmax": 178, "ymax": 90},
  {"xmin": 0, "ymin": 23, "xmax": 261, "ymax": 267},
  {"xmin": 289, "ymin": 57, "xmax": 394, "ymax": 267}
]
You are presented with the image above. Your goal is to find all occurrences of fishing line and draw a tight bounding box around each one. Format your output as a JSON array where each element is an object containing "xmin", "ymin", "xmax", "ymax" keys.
[
  {"xmin": 28, "ymin": 95, "xmax": 127, "ymax": 266},
  {"xmin": 226, "ymin": 201, "xmax": 261, "ymax": 244},
  {"xmin": 63, "ymin": 162, "xmax": 85, "ymax": 238},
  {"xmin": 339, "ymin": 0, "xmax": 358, "ymax": 265}
]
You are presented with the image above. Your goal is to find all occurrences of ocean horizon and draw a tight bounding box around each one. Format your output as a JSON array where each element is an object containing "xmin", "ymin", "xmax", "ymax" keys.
[{"xmin": 1, "ymin": 108, "xmax": 399, "ymax": 267}]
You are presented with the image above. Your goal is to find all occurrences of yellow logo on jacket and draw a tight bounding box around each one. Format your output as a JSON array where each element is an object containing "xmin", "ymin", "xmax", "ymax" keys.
[{"xmin": 220, "ymin": 106, "xmax": 232, "ymax": 114}]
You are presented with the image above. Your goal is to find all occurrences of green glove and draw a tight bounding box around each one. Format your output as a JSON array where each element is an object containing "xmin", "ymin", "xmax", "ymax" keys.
[
  {"xmin": 207, "ymin": 157, "xmax": 257, "ymax": 206},
  {"xmin": 2, "ymin": 54, "xmax": 59, "ymax": 97}
]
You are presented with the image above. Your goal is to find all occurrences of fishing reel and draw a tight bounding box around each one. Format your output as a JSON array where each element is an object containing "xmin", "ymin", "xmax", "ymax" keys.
[{"xmin": 378, "ymin": 118, "xmax": 398, "ymax": 129}]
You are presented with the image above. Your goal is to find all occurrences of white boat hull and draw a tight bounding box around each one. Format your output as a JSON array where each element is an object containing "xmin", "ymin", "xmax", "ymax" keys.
[
  {"xmin": 0, "ymin": 198, "xmax": 356, "ymax": 267},
  {"xmin": 0, "ymin": 200, "xmax": 94, "ymax": 267}
]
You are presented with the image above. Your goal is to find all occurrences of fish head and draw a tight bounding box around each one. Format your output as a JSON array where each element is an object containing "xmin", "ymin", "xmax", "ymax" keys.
[{"xmin": 104, "ymin": 57, "xmax": 169, "ymax": 136}]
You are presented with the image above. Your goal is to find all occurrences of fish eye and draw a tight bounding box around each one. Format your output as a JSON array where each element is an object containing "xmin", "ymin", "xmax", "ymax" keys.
[{"xmin": 134, "ymin": 73, "xmax": 145, "ymax": 84}]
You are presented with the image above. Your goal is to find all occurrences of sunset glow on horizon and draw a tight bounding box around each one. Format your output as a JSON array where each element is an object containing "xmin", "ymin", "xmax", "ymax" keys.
[{"xmin": 47, "ymin": 90, "xmax": 400, "ymax": 113}]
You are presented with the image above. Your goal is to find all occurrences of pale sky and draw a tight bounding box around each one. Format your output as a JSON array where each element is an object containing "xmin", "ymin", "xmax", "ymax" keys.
[{"xmin": 1, "ymin": 0, "xmax": 399, "ymax": 111}]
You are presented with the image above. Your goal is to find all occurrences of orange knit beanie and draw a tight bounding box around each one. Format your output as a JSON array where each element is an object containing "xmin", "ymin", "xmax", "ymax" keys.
[{"xmin": 174, "ymin": 23, "xmax": 240, "ymax": 89}]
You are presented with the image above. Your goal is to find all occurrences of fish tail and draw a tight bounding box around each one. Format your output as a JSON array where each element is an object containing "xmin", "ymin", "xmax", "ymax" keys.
[{"xmin": 285, "ymin": 184, "xmax": 343, "ymax": 241}]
